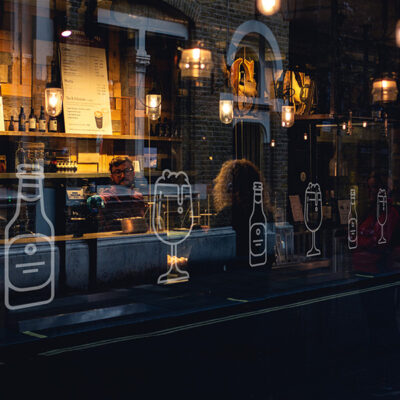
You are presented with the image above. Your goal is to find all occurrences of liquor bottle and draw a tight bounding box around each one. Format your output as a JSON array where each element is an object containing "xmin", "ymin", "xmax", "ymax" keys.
[
  {"xmin": 4, "ymin": 163, "xmax": 55, "ymax": 310},
  {"xmin": 348, "ymin": 188, "xmax": 358, "ymax": 249},
  {"xmin": 29, "ymin": 107, "xmax": 36, "ymax": 132},
  {"xmin": 8, "ymin": 116, "xmax": 15, "ymax": 131},
  {"xmin": 48, "ymin": 116, "xmax": 57, "ymax": 132},
  {"xmin": 15, "ymin": 141, "xmax": 25, "ymax": 170},
  {"xmin": 0, "ymin": 83, "xmax": 4, "ymax": 131},
  {"xmin": 18, "ymin": 106, "xmax": 26, "ymax": 132},
  {"xmin": 249, "ymin": 182, "xmax": 267, "ymax": 267},
  {"xmin": 38, "ymin": 106, "xmax": 46, "ymax": 132}
]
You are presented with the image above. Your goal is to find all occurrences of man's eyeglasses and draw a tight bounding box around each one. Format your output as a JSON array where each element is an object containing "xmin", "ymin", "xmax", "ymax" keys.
[{"xmin": 111, "ymin": 167, "xmax": 134, "ymax": 176}]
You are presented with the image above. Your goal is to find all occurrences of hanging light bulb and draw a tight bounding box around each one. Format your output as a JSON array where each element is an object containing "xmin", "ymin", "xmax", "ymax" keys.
[
  {"xmin": 281, "ymin": 105, "xmax": 294, "ymax": 128},
  {"xmin": 341, "ymin": 122, "xmax": 347, "ymax": 131},
  {"xmin": 362, "ymin": 121, "xmax": 368, "ymax": 128},
  {"xmin": 270, "ymin": 139, "xmax": 276, "ymax": 147},
  {"xmin": 146, "ymin": 94, "xmax": 162, "ymax": 120},
  {"xmin": 257, "ymin": 0, "xmax": 281, "ymax": 16},
  {"xmin": 179, "ymin": 47, "xmax": 213, "ymax": 79},
  {"xmin": 219, "ymin": 93, "xmax": 233, "ymax": 124},
  {"xmin": 304, "ymin": 132, "xmax": 308, "ymax": 141},
  {"xmin": 372, "ymin": 77, "xmax": 398, "ymax": 103},
  {"xmin": 45, "ymin": 61, "xmax": 63, "ymax": 117}
]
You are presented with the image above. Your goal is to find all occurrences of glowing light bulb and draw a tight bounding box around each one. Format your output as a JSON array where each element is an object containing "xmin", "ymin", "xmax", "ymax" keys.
[
  {"xmin": 192, "ymin": 48, "xmax": 201, "ymax": 61},
  {"xmin": 363, "ymin": 121, "xmax": 367, "ymax": 128},
  {"xmin": 49, "ymin": 93, "xmax": 58, "ymax": 108},
  {"xmin": 61, "ymin": 30, "xmax": 72, "ymax": 38},
  {"xmin": 304, "ymin": 132, "xmax": 308, "ymax": 140},
  {"xmin": 270, "ymin": 139, "xmax": 276, "ymax": 147},
  {"xmin": 257, "ymin": 0, "xmax": 281, "ymax": 15}
]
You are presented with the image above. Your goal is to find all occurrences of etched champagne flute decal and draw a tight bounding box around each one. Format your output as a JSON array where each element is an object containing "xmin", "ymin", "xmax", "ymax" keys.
[
  {"xmin": 304, "ymin": 182, "xmax": 323, "ymax": 257},
  {"xmin": 249, "ymin": 182, "xmax": 267, "ymax": 267},
  {"xmin": 152, "ymin": 170, "xmax": 194, "ymax": 284},
  {"xmin": 5, "ymin": 164, "xmax": 55, "ymax": 310},
  {"xmin": 377, "ymin": 188, "xmax": 387, "ymax": 244},
  {"xmin": 348, "ymin": 188, "xmax": 358, "ymax": 249}
]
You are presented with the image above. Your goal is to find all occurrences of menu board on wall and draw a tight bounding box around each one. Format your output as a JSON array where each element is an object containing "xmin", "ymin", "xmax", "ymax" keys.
[{"xmin": 60, "ymin": 43, "xmax": 112, "ymax": 135}]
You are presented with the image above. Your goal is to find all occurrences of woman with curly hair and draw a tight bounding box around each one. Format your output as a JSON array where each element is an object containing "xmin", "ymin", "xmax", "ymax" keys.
[{"xmin": 212, "ymin": 159, "xmax": 274, "ymax": 267}]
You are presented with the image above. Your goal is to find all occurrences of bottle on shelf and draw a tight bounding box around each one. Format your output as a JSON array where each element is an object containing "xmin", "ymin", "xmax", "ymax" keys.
[
  {"xmin": 28, "ymin": 107, "xmax": 37, "ymax": 132},
  {"xmin": 15, "ymin": 141, "xmax": 25, "ymax": 171},
  {"xmin": 0, "ymin": 83, "xmax": 4, "ymax": 131},
  {"xmin": 18, "ymin": 106, "xmax": 26, "ymax": 132},
  {"xmin": 8, "ymin": 116, "xmax": 15, "ymax": 131},
  {"xmin": 38, "ymin": 106, "xmax": 46, "ymax": 132},
  {"xmin": 48, "ymin": 116, "xmax": 57, "ymax": 132}
]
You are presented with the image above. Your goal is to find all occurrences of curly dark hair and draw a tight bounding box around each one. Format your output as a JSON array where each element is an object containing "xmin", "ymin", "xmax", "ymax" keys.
[
  {"xmin": 213, "ymin": 159, "xmax": 273, "ymax": 214},
  {"xmin": 109, "ymin": 157, "xmax": 133, "ymax": 173}
]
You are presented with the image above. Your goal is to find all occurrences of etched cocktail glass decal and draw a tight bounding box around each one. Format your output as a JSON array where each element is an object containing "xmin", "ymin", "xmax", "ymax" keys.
[
  {"xmin": 5, "ymin": 164, "xmax": 55, "ymax": 310},
  {"xmin": 152, "ymin": 170, "xmax": 193, "ymax": 284},
  {"xmin": 377, "ymin": 188, "xmax": 388, "ymax": 245},
  {"xmin": 304, "ymin": 182, "xmax": 323, "ymax": 257},
  {"xmin": 249, "ymin": 182, "xmax": 267, "ymax": 267}
]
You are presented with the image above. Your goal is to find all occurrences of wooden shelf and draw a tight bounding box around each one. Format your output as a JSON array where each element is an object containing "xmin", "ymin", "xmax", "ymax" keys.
[
  {"xmin": 0, "ymin": 173, "xmax": 110, "ymax": 179},
  {"xmin": 0, "ymin": 131, "xmax": 182, "ymax": 142}
]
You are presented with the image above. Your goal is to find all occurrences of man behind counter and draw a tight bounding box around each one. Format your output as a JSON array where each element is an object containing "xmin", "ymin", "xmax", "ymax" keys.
[{"xmin": 89, "ymin": 157, "xmax": 146, "ymax": 231}]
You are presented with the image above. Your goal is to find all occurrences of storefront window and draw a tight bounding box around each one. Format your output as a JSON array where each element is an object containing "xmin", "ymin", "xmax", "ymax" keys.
[{"xmin": 0, "ymin": 0, "xmax": 399, "ymax": 338}]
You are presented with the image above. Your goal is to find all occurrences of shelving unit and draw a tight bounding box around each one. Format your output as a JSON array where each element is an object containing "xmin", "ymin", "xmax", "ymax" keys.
[
  {"xmin": 0, "ymin": 131, "xmax": 182, "ymax": 141},
  {"xmin": 0, "ymin": 172, "xmax": 110, "ymax": 179}
]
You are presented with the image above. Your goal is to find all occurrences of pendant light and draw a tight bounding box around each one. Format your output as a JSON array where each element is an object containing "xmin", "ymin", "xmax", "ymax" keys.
[
  {"xmin": 281, "ymin": 105, "xmax": 294, "ymax": 127},
  {"xmin": 257, "ymin": 0, "xmax": 281, "ymax": 16},
  {"xmin": 371, "ymin": 76, "xmax": 398, "ymax": 103},
  {"xmin": 45, "ymin": 61, "xmax": 63, "ymax": 117},
  {"xmin": 219, "ymin": 93, "xmax": 233, "ymax": 124},
  {"xmin": 179, "ymin": 46, "xmax": 213, "ymax": 79},
  {"xmin": 146, "ymin": 94, "xmax": 162, "ymax": 121}
]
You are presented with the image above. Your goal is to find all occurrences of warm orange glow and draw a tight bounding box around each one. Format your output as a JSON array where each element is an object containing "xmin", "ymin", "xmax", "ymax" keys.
[{"xmin": 257, "ymin": 0, "xmax": 281, "ymax": 15}]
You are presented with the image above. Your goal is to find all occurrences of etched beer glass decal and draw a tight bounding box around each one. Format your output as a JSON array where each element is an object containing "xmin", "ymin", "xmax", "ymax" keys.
[
  {"xmin": 152, "ymin": 170, "xmax": 193, "ymax": 284},
  {"xmin": 348, "ymin": 188, "xmax": 358, "ymax": 249},
  {"xmin": 304, "ymin": 182, "xmax": 323, "ymax": 257},
  {"xmin": 249, "ymin": 182, "xmax": 267, "ymax": 267},
  {"xmin": 377, "ymin": 188, "xmax": 388, "ymax": 244},
  {"xmin": 5, "ymin": 164, "xmax": 55, "ymax": 310}
]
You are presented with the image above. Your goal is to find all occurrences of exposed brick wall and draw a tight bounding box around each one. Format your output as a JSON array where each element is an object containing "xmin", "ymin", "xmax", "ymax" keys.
[{"xmin": 172, "ymin": 0, "xmax": 289, "ymax": 205}]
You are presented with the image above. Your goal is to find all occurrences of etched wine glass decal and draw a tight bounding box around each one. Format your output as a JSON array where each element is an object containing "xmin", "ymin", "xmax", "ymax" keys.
[
  {"xmin": 249, "ymin": 182, "xmax": 267, "ymax": 267},
  {"xmin": 5, "ymin": 164, "xmax": 55, "ymax": 310},
  {"xmin": 304, "ymin": 182, "xmax": 323, "ymax": 257},
  {"xmin": 152, "ymin": 170, "xmax": 194, "ymax": 284},
  {"xmin": 348, "ymin": 188, "xmax": 358, "ymax": 249},
  {"xmin": 377, "ymin": 188, "xmax": 388, "ymax": 244}
]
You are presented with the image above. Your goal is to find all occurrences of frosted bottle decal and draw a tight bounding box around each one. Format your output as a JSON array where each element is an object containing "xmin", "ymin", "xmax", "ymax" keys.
[
  {"xmin": 5, "ymin": 164, "xmax": 55, "ymax": 310},
  {"xmin": 249, "ymin": 182, "xmax": 267, "ymax": 267},
  {"xmin": 348, "ymin": 188, "xmax": 358, "ymax": 249}
]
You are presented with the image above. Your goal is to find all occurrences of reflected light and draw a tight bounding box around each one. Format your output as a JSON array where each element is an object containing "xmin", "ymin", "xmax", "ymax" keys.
[
  {"xmin": 257, "ymin": 0, "xmax": 281, "ymax": 15},
  {"xmin": 146, "ymin": 94, "xmax": 162, "ymax": 121},
  {"xmin": 61, "ymin": 30, "xmax": 72, "ymax": 38},
  {"xmin": 281, "ymin": 105, "xmax": 294, "ymax": 128}
]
